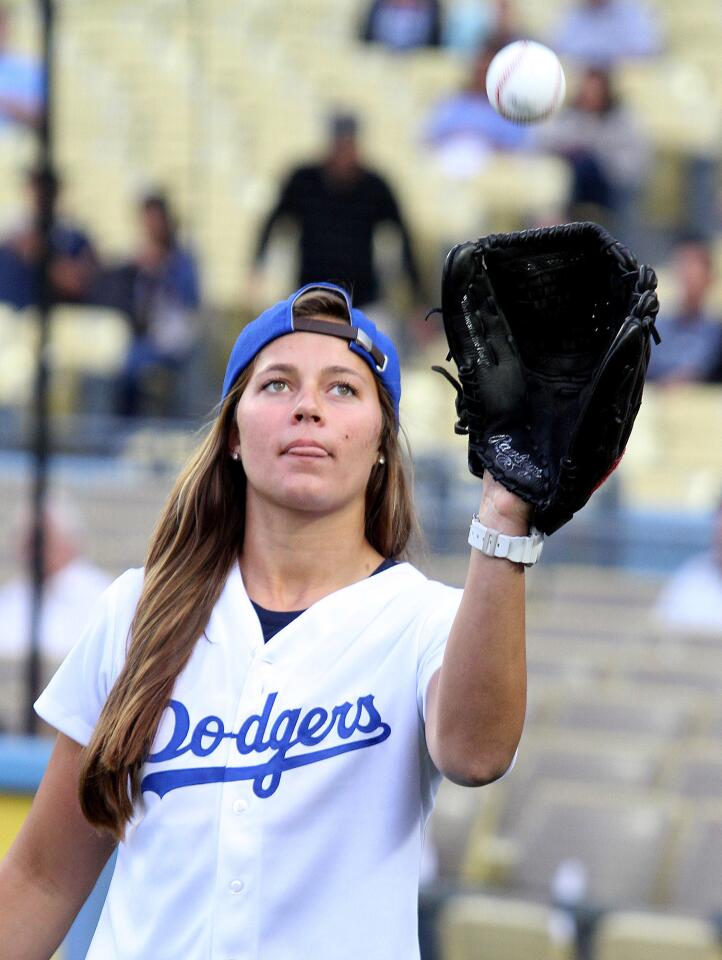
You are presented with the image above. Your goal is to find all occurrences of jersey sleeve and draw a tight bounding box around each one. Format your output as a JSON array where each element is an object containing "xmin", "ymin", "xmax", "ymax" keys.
[
  {"xmin": 34, "ymin": 568, "xmax": 144, "ymax": 746},
  {"xmin": 415, "ymin": 581, "xmax": 462, "ymax": 722}
]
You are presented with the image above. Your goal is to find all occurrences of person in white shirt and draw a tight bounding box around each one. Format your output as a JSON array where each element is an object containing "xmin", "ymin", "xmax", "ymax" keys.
[
  {"xmin": 0, "ymin": 495, "xmax": 111, "ymax": 661},
  {"xmin": 0, "ymin": 283, "xmax": 531, "ymax": 960},
  {"xmin": 550, "ymin": 0, "xmax": 662, "ymax": 67}
]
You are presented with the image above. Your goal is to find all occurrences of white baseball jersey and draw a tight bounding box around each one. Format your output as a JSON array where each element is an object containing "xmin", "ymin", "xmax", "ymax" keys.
[{"xmin": 35, "ymin": 560, "xmax": 463, "ymax": 960}]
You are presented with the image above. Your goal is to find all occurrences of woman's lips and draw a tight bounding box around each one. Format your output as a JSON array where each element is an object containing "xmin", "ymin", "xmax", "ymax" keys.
[{"xmin": 283, "ymin": 441, "xmax": 330, "ymax": 457}]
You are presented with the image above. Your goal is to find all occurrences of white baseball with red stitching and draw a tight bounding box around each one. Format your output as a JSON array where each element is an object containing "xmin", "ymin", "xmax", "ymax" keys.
[{"xmin": 485, "ymin": 40, "xmax": 566, "ymax": 124}]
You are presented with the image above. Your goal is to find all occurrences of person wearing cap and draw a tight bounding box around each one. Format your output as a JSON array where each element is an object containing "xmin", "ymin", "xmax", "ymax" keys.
[
  {"xmin": 0, "ymin": 284, "xmax": 530, "ymax": 960},
  {"xmin": 252, "ymin": 113, "xmax": 423, "ymax": 350}
]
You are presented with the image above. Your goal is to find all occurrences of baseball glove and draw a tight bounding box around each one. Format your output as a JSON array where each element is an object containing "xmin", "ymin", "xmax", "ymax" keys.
[{"xmin": 433, "ymin": 221, "xmax": 660, "ymax": 535}]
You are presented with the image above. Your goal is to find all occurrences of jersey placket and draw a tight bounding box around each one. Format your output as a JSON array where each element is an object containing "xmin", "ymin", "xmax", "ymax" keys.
[{"xmin": 211, "ymin": 647, "xmax": 276, "ymax": 960}]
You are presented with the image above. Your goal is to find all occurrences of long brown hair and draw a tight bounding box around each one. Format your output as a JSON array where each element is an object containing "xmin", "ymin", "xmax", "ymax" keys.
[{"xmin": 79, "ymin": 291, "xmax": 418, "ymax": 838}]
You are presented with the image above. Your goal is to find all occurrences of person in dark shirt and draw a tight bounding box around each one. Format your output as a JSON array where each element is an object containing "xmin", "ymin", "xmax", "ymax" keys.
[
  {"xmin": 91, "ymin": 191, "xmax": 202, "ymax": 417},
  {"xmin": 253, "ymin": 113, "xmax": 422, "ymax": 312},
  {"xmin": 360, "ymin": 0, "xmax": 442, "ymax": 51},
  {"xmin": 647, "ymin": 233, "xmax": 722, "ymax": 386},
  {"xmin": 0, "ymin": 167, "xmax": 97, "ymax": 309}
]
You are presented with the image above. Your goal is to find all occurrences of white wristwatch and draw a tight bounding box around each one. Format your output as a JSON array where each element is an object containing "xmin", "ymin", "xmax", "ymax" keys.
[{"xmin": 468, "ymin": 514, "xmax": 545, "ymax": 567}]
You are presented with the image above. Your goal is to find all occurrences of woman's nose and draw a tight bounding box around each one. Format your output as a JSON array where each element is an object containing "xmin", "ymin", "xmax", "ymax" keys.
[
  {"xmin": 292, "ymin": 388, "xmax": 323, "ymax": 423},
  {"xmin": 294, "ymin": 410, "xmax": 321, "ymax": 423}
]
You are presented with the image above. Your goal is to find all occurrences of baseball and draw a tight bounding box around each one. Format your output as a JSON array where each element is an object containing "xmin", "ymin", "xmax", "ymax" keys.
[{"xmin": 486, "ymin": 40, "xmax": 566, "ymax": 124}]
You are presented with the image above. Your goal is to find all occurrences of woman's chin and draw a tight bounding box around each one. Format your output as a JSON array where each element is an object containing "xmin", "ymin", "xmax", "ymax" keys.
[{"xmin": 250, "ymin": 478, "xmax": 355, "ymax": 516}]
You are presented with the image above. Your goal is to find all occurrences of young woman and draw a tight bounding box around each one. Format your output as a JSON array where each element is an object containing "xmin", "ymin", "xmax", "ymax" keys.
[{"xmin": 0, "ymin": 283, "xmax": 531, "ymax": 960}]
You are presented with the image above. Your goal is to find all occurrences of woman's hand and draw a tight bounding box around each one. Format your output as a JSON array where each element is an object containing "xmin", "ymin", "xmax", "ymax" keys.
[{"xmin": 476, "ymin": 473, "xmax": 533, "ymax": 535}]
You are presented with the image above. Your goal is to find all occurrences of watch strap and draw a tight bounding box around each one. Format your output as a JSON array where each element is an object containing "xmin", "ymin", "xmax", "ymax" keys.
[{"xmin": 468, "ymin": 515, "xmax": 545, "ymax": 566}]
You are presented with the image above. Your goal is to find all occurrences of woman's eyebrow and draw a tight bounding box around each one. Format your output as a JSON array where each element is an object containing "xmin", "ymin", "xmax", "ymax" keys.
[
  {"xmin": 323, "ymin": 365, "xmax": 364, "ymax": 378},
  {"xmin": 256, "ymin": 363, "xmax": 364, "ymax": 379},
  {"xmin": 255, "ymin": 363, "xmax": 296, "ymax": 376}
]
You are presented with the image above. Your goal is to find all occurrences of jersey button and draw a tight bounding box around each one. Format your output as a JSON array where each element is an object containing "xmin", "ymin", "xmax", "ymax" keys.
[
  {"xmin": 233, "ymin": 798, "xmax": 248, "ymax": 814},
  {"xmin": 229, "ymin": 879, "xmax": 244, "ymax": 894}
]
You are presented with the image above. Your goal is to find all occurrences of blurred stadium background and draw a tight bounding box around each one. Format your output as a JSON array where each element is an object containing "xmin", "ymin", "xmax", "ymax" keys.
[{"xmin": 0, "ymin": 0, "xmax": 721, "ymax": 958}]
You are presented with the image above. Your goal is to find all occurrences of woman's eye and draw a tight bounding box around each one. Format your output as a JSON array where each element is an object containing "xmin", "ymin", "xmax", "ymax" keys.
[
  {"xmin": 263, "ymin": 380, "xmax": 288, "ymax": 393},
  {"xmin": 332, "ymin": 382, "xmax": 357, "ymax": 397}
]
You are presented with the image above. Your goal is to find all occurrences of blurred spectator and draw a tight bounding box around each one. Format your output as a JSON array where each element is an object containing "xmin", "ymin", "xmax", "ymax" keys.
[
  {"xmin": 423, "ymin": 37, "xmax": 529, "ymax": 179},
  {"xmin": 253, "ymin": 112, "xmax": 423, "ymax": 324},
  {"xmin": 653, "ymin": 496, "xmax": 722, "ymax": 634},
  {"xmin": 550, "ymin": 0, "xmax": 661, "ymax": 67},
  {"xmin": 94, "ymin": 191, "xmax": 201, "ymax": 417},
  {"xmin": 0, "ymin": 167, "xmax": 97, "ymax": 309},
  {"xmin": 647, "ymin": 234, "xmax": 722, "ymax": 385},
  {"xmin": 0, "ymin": 4, "xmax": 43, "ymax": 131},
  {"xmin": 0, "ymin": 495, "xmax": 111, "ymax": 661},
  {"xmin": 532, "ymin": 67, "xmax": 650, "ymax": 236},
  {"xmin": 360, "ymin": 0, "xmax": 442, "ymax": 51},
  {"xmin": 444, "ymin": 0, "xmax": 518, "ymax": 54}
]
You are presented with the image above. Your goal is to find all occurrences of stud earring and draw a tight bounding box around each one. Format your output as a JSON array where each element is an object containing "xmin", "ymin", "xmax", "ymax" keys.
[
  {"xmin": 378, "ymin": 454, "xmax": 386, "ymax": 465},
  {"xmin": 231, "ymin": 451, "xmax": 240, "ymax": 461}
]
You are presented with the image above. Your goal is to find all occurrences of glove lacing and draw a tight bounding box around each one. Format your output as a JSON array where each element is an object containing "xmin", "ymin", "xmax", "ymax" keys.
[{"xmin": 430, "ymin": 363, "xmax": 470, "ymax": 436}]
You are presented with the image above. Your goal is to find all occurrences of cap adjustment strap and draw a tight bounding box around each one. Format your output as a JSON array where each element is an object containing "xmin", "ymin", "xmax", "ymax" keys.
[{"xmin": 292, "ymin": 316, "xmax": 388, "ymax": 372}]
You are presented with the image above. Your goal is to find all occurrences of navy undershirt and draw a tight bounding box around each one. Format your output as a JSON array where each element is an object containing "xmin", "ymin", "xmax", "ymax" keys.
[{"xmin": 251, "ymin": 558, "xmax": 398, "ymax": 643}]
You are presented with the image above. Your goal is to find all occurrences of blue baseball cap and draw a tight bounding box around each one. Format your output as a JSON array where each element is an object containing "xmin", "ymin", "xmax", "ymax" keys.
[{"xmin": 221, "ymin": 282, "xmax": 401, "ymax": 423}]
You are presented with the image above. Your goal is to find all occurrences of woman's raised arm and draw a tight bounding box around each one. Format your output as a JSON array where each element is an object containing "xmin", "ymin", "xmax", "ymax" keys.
[{"xmin": 425, "ymin": 476, "xmax": 530, "ymax": 786}]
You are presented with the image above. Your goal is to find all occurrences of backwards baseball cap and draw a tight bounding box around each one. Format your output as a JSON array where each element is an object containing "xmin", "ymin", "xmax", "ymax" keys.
[{"xmin": 222, "ymin": 283, "xmax": 401, "ymax": 422}]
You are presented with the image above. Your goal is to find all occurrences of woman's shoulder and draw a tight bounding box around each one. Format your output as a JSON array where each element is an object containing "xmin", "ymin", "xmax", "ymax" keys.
[
  {"xmin": 110, "ymin": 565, "xmax": 145, "ymax": 590},
  {"xmin": 101, "ymin": 566, "xmax": 145, "ymax": 616},
  {"xmin": 386, "ymin": 561, "xmax": 463, "ymax": 604}
]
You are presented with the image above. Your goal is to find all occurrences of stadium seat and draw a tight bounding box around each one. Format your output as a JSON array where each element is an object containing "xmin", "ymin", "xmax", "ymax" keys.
[
  {"xmin": 625, "ymin": 664, "xmax": 722, "ymax": 695},
  {"xmin": 491, "ymin": 733, "xmax": 667, "ymax": 838},
  {"xmin": 593, "ymin": 910, "xmax": 722, "ymax": 960},
  {"xmin": 44, "ymin": 306, "xmax": 131, "ymax": 415},
  {"xmin": 619, "ymin": 386, "xmax": 722, "ymax": 513},
  {"xmin": 49, "ymin": 306, "xmax": 130, "ymax": 375},
  {"xmin": 665, "ymin": 804, "xmax": 722, "ymax": 916},
  {"xmin": 525, "ymin": 636, "xmax": 645, "ymax": 682},
  {"xmin": 399, "ymin": 367, "xmax": 461, "ymax": 453},
  {"xmin": 428, "ymin": 778, "xmax": 489, "ymax": 882},
  {"xmin": 395, "ymin": 49, "xmax": 467, "ymax": 111},
  {"xmin": 0, "ymin": 306, "xmax": 38, "ymax": 408},
  {"xmin": 0, "ymin": 131, "xmax": 34, "ymax": 213},
  {"xmin": 438, "ymin": 893, "xmax": 574, "ymax": 960},
  {"xmin": 703, "ymin": 705, "xmax": 722, "ymax": 739},
  {"xmin": 661, "ymin": 742, "xmax": 722, "ymax": 801},
  {"xmin": 509, "ymin": 783, "xmax": 681, "ymax": 908},
  {"xmin": 514, "ymin": 0, "xmax": 566, "ymax": 39},
  {"xmin": 617, "ymin": 60, "xmax": 719, "ymax": 157},
  {"xmin": 526, "ymin": 649, "xmax": 604, "ymax": 685},
  {"xmin": 641, "ymin": 642, "xmax": 722, "ymax": 675},
  {"xmin": 526, "ymin": 598, "xmax": 655, "ymax": 642},
  {"xmin": 548, "ymin": 687, "xmax": 705, "ymax": 739},
  {"xmin": 537, "ymin": 563, "xmax": 663, "ymax": 609}
]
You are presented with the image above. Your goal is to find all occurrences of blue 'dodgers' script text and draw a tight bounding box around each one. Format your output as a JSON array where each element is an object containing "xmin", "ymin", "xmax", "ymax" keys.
[{"xmin": 141, "ymin": 693, "xmax": 391, "ymax": 799}]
